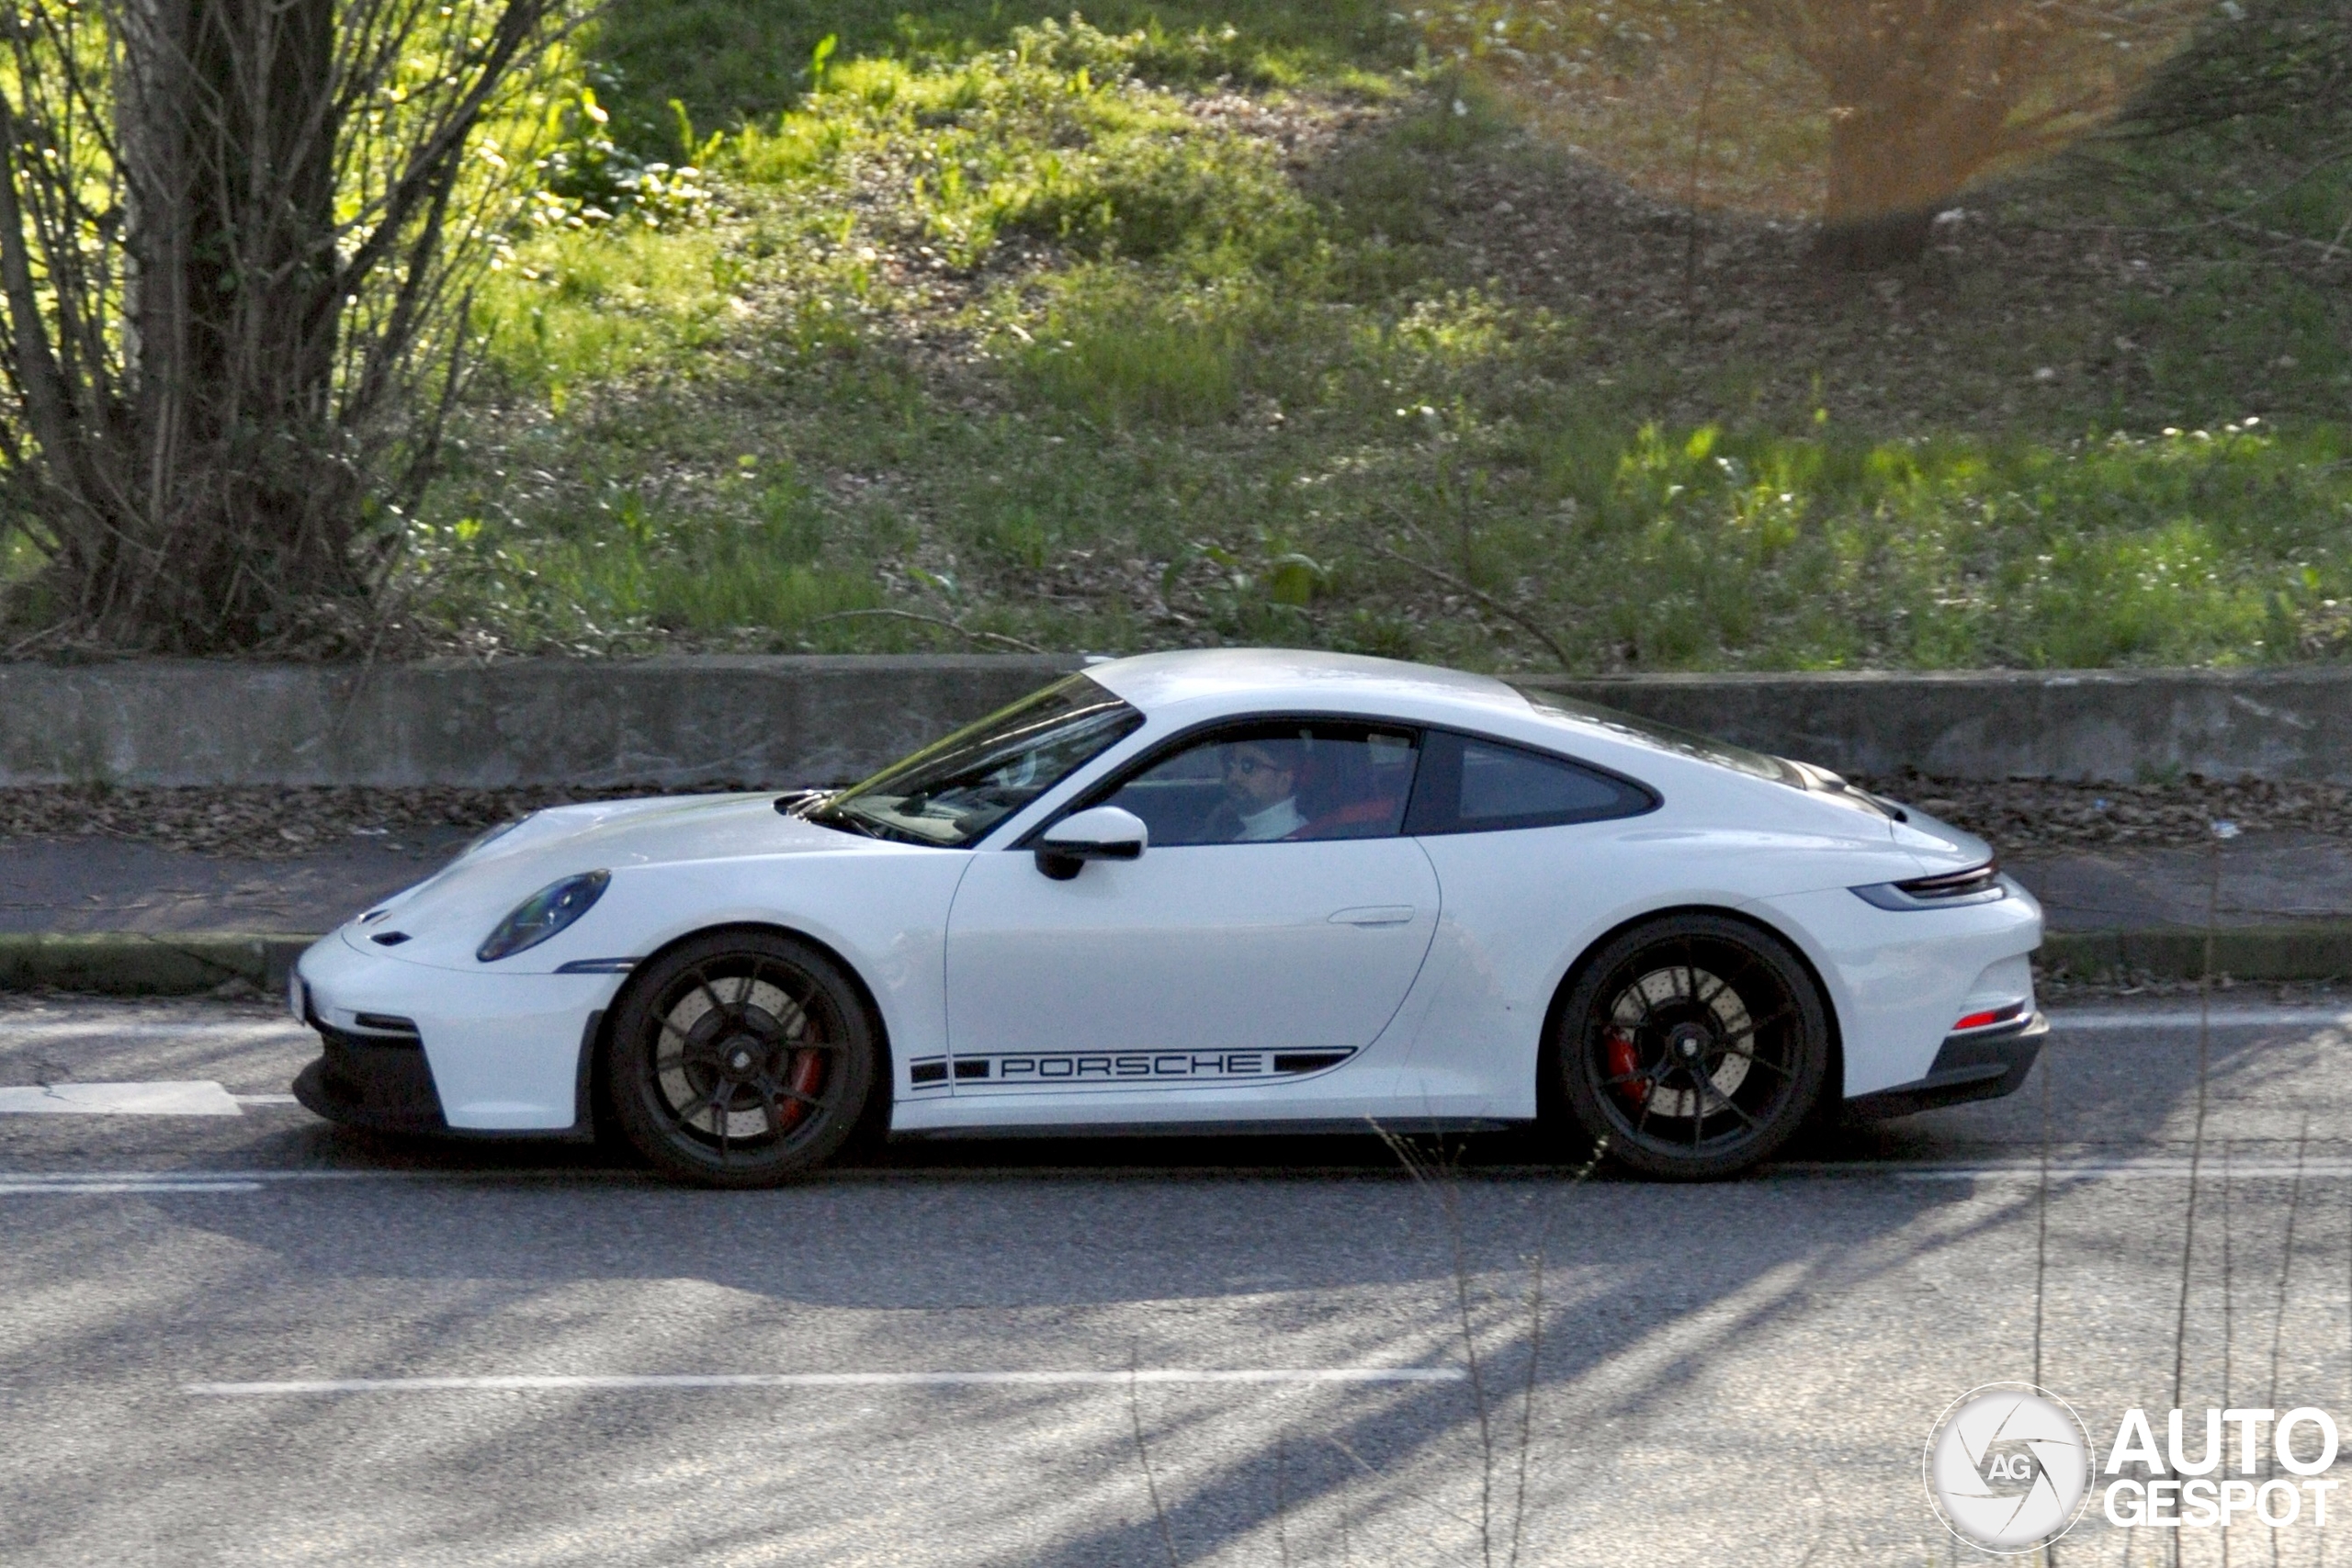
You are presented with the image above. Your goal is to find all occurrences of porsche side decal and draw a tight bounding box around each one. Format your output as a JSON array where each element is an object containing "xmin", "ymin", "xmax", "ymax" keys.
[{"xmin": 908, "ymin": 1047, "xmax": 1357, "ymax": 1088}]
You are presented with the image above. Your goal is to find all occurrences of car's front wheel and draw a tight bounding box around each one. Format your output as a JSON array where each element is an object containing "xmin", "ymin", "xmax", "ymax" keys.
[
  {"xmin": 1555, "ymin": 914, "xmax": 1830, "ymax": 1180},
  {"xmin": 607, "ymin": 930, "xmax": 878, "ymax": 1188}
]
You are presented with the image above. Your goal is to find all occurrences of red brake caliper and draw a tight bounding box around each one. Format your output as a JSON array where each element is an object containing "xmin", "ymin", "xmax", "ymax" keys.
[
  {"xmin": 775, "ymin": 1048, "xmax": 826, "ymax": 1131},
  {"xmin": 1604, "ymin": 1027, "xmax": 1649, "ymax": 1107}
]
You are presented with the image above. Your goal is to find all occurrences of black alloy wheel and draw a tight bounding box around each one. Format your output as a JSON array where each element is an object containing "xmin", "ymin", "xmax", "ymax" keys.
[
  {"xmin": 1555, "ymin": 914, "xmax": 1830, "ymax": 1179},
  {"xmin": 608, "ymin": 931, "xmax": 878, "ymax": 1187}
]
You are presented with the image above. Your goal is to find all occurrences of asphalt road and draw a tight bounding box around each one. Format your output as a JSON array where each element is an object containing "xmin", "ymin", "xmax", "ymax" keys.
[{"xmin": 4, "ymin": 995, "xmax": 2351, "ymax": 1566}]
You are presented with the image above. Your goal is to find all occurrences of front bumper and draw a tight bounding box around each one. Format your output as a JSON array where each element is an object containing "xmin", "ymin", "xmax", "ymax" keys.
[
  {"xmin": 1845, "ymin": 1012, "xmax": 2049, "ymax": 1121},
  {"xmin": 292, "ymin": 931, "xmax": 618, "ymax": 1134},
  {"xmin": 291, "ymin": 1019, "xmax": 449, "ymax": 1135}
]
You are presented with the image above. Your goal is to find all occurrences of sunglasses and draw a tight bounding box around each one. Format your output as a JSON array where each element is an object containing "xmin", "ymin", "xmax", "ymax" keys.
[{"xmin": 1223, "ymin": 753, "xmax": 1291, "ymax": 778}]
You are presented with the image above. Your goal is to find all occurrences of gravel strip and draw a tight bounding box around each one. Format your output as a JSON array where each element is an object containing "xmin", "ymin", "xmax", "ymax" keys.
[{"xmin": 1858, "ymin": 773, "xmax": 2352, "ymax": 852}]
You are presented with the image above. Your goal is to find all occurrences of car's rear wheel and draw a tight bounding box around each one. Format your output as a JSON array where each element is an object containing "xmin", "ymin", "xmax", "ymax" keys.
[
  {"xmin": 1555, "ymin": 914, "xmax": 1829, "ymax": 1180},
  {"xmin": 607, "ymin": 931, "xmax": 878, "ymax": 1188}
]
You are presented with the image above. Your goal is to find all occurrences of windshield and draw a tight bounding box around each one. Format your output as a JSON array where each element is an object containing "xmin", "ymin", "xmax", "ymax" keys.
[
  {"xmin": 811, "ymin": 675, "xmax": 1142, "ymax": 847},
  {"xmin": 1508, "ymin": 684, "xmax": 1806, "ymax": 788}
]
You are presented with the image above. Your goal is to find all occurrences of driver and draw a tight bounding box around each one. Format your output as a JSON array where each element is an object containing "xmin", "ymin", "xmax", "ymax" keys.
[{"xmin": 1206, "ymin": 739, "xmax": 1305, "ymax": 842}]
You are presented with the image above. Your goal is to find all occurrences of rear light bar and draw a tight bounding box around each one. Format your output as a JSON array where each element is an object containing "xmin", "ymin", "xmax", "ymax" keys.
[
  {"xmin": 1851, "ymin": 860, "xmax": 2007, "ymax": 911},
  {"xmin": 1951, "ymin": 1001, "xmax": 2028, "ymax": 1032}
]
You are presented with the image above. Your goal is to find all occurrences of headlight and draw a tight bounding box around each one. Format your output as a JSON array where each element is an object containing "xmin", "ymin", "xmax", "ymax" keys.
[{"xmin": 477, "ymin": 871, "xmax": 610, "ymax": 963}]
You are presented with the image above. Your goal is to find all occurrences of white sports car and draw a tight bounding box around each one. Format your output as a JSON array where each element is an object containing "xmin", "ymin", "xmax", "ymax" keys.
[{"xmin": 292, "ymin": 649, "xmax": 2044, "ymax": 1184}]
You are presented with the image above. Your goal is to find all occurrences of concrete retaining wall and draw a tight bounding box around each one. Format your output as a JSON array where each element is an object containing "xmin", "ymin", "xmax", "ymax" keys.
[
  {"xmin": 1528, "ymin": 666, "xmax": 2352, "ymax": 785},
  {"xmin": 0, "ymin": 655, "xmax": 1080, "ymax": 787},
  {"xmin": 4, "ymin": 656, "xmax": 2351, "ymax": 786}
]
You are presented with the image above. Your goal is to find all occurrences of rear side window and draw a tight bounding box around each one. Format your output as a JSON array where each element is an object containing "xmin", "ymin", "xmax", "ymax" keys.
[{"xmin": 1404, "ymin": 731, "xmax": 1656, "ymax": 835}]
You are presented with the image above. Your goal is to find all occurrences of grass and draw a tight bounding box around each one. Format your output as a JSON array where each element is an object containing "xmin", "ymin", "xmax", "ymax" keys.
[
  {"xmin": 405, "ymin": 8, "xmax": 2352, "ymax": 671},
  {"xmin": 586, "ymin": 0, "xmax": 1409, "ymax": 152}
]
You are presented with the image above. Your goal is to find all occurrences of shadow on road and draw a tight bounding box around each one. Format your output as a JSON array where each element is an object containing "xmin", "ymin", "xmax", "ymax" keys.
[{"xmin": 6, "ymin": 1010, "xmax": 2340, "ymax": 1564}]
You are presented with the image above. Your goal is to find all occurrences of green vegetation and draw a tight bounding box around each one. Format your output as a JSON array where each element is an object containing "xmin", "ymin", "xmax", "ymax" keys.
[
  {"xmin": 586, "ymin": 0, "xmax": 1407, "ymax": 150},
  {"xmin": 408, "ymin": 6, "xmax": 2352, "ymax": 671}
]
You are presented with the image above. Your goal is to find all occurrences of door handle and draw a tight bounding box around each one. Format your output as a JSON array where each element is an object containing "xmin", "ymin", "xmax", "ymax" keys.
[{"xmin": 1329, "ymin": 906, "xmax": 1417, "ymax": 926}]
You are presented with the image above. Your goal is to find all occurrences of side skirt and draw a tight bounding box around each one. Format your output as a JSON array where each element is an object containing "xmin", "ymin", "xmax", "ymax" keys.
[{"xmin": 889, "ymin": 1116, "xmax": 1525, "ymax": 1141}]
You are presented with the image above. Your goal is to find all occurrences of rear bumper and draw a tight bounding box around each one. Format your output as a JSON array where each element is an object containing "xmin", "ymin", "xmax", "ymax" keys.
[{"xmin": 1845, "ymin": 1012, "xmax": 2048, "ymax": 1121}]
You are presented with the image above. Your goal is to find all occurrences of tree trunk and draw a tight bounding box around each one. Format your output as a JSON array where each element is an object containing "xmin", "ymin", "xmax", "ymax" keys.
[
  {"xmin": 0, "ymin": 0, "xmax": 560, "ymax": 651},
  {"xmin": 1812, "ymin": 106, "xmax": 1938, "ymax": 267},
  {"xmin": 107, "ymin": 0, "xmax": 352, "ymax": 644},
  {"xmin": 1813, "ymin": 205, "xmax": 1935, "ymax": 269},
  {"xmin": 1797, "ymin": 1, "xmax": 2041, "ymax": 271}
]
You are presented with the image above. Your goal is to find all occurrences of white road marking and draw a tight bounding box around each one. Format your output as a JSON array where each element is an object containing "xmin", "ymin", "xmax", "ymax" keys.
[
  {"xmin": 0, "ymin": 1169, "xmax": 551, "ymax": 1186},
  {"xmin": 186, "ymin": 1368, "xmax": 1467, "ymax": 1396},
  {"xmin": 0, "ymin": 1082, "xmax": 242, "ymax": 1116},
  {"xmin": 1778, "ymin": 1159, "xmax": 2352, "ymax": 1181},
  {"xmin": 231, "ymin": 1094, "xmax": 300, "ymax": 1106},
  {"xmin": 0, "ymin": 1021, "xmax": 315, "ymax": 1043},
  {"xmin": 0, "ymin": 1182, "xmax": 261, "ymax": 1194},
  {"xmin": 1917, "ymin": 1163, "xmax": 2352, "ymax": 1181}
]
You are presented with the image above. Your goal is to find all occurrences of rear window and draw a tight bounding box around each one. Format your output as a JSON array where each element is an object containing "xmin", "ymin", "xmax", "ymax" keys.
[
  {"xmin": 1404, "ymin": 731, "xmax": 1657, "ymax": 835},
  {"xmin": 1508, "ymin": 684, "xmax": 1804, "ymax": 789}
]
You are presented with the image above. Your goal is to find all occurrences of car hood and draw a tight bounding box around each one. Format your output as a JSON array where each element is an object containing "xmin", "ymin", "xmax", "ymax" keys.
[
  {"xmin": 460, "ymin": 792, "xmax": 854, "ymax": 871},
  {"xmin": 342, "ymin": 793, "xmax": 879, "ymax": 949}
]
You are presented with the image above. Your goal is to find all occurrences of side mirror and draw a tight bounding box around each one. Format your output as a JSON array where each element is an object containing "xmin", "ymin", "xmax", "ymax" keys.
[{"xmin": 1035, "ymin": 806, "xmax": 1148, "ymax": 881}]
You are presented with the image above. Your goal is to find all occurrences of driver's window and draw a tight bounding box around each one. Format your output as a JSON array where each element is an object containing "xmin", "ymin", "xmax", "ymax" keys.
[
  {"xmin": 1101, "ymin": 722, "xmax": 1419, "ymax": 847},
  {"xmin": 816, "ymin": 676, "xmax": 1141, "ymax": 847}
]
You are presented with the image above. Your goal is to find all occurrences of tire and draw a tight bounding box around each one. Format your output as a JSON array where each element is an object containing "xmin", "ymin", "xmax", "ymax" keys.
[
  {"xmin": 606, "ymin": 930, "xmax": 880, "ymax": 1188},
  {"xmin": 1555, "ymin": 913, "xmax": 1830, "ymax": 1180}
]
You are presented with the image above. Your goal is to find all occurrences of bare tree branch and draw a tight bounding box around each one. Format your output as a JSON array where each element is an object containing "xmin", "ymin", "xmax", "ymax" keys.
[{"xmin": 0, "ymin": 0, "xmax": 571, "ymax": 649}]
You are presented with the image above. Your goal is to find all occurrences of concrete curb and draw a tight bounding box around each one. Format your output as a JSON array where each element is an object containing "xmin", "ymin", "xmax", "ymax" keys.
[
  {"xmin": 0, "ymin": 932, "xmax": 312, "ymax": 996},
  {"xmin": 2041, "ymin": 925, "xmax": 2352, "ymax": 984},
  {"xmin": 2, "ymin": 926, "xmax": 2346, "ymax": 997}
]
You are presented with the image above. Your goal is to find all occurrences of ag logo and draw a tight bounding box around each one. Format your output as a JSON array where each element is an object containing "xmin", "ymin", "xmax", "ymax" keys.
[{"xmin": 1925, "ymin": 1383, "xmax": 2091, "ymax": 1552}]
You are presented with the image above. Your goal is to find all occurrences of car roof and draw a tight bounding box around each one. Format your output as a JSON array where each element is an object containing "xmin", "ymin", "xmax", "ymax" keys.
[
  {"xmin": 1082, "ymin": 648, "xmax": 1527, "ymax": 720},
  {"xmin": 1080, "ymin": 648, "xmax": 1810, "ymax": 790}
]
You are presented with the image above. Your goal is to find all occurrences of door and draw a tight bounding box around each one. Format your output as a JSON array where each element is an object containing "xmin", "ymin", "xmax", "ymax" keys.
[{"xmin": 943, "ymin": 720, "xmax": 1439, "ymax": 1098}]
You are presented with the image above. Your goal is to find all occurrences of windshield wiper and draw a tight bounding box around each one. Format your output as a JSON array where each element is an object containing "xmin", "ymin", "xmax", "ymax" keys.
[
  {"xmin": 808, "ymin": 804, "xmax": 888, "ymax": 840},
  {"xmin": 772, "ymin": 789, "xmax": 831, "ymax": 818}
]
